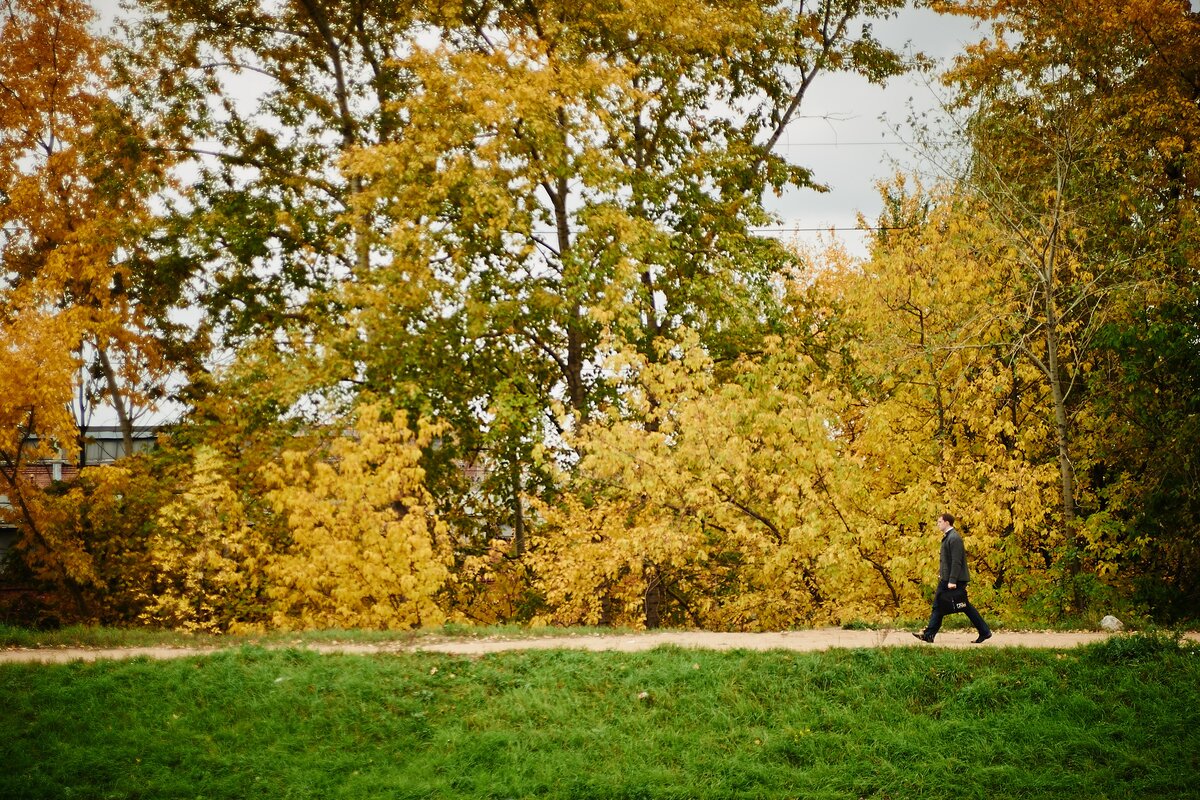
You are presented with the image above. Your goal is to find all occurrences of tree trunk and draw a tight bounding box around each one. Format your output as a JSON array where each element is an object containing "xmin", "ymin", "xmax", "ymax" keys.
[
  {"xmin": 644, "ymin": 566, "xmax": 663, "ymax": 629},
  {"xmin": 510, "ymin": 456, "xmax": 525, "ymax": 558},
  {"xmin": 1040, "ymin": 190, "xmax": 1077, "ymax": 528},
  {"xmin": 1043, "ymin": 289, "xmax": 1076, "ymax": 525},
  {"xmin": 95, "ymin": 345, "xmax": 134, "ymax": 458},
  {"xmin": 549, "ymin": 174, "xmax": 588, "ymax": 418}
]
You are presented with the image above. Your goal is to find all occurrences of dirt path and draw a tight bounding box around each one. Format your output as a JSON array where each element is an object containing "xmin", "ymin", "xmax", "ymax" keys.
[{"xmin": 5, "ymin": 627, "xmax": 1192, "ymax": 664}]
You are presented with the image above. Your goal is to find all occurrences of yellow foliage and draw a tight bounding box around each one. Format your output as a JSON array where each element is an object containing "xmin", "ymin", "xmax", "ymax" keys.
[
  {"xmin": 15, "ymin": 447, "xmax": 273, "ymax": 629},
  {"xmin": 531, "ymin": 184, "xmax": 1078, "ymax": 628},
  {"xmin": 266, "ymin": 404, "xmax": 452, "ymax": 630},
  {"xmin": 0, "ymin": 0, "xmax": 175, "ymax": 436},
  {"xmin": 0, "ymin": 305, "xmax": 80, "ymax": 463},
  {"xmin": 0, "ymin": 304, "xmax": 88, "ymax": 607},
  {"xmin": 530, "ymin": 332, "xmax": 930, "ymax": 630},
  {"xmin": 825, "ymin": 185, "xmax": 1063, "ymax": 610},
  {"xmin": 450, "ymin": 538, "xmax": 532, "ymax": 625},
  {"xmin": 139, "ymin": 447, "xmax": 271, "ymax": 633},
  {"xmin": 7, "ymin": 482, "xmax": 100, "ymax": 593}
]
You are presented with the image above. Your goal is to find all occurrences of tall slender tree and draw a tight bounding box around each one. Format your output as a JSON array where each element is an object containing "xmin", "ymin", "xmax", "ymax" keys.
[
  {"xmin": 937, "ymin": 0, "xmax": 1200, "ymax": 610},
  {"xmin": 1, "ymin": 0, "xmax": 179, "ymax": 459}
]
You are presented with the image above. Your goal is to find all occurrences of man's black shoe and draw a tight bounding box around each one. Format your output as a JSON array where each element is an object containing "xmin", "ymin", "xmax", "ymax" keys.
[
  {"xmin": 912, "ymin": 632, "xmax": 934, "ymax": 643},
  {"xmin": 973, "ymin": 632, "xmax": 993, "ymax": 644}
]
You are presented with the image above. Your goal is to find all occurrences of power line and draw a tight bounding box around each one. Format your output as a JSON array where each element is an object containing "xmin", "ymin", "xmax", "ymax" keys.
[
  {"xmin": 773, "ymin": 140, "xmax": 955, "ymax": 147},
  {"xmin": 752, "ymin": 225, "xmax": 904, "ymax": 233},
  {"xmin": 525, "ymin": 224, "xmax": 906, "ymax": 236},
  {"xmin": 777, "ymin": 141, "xmax": 908, "ymax": 146}
]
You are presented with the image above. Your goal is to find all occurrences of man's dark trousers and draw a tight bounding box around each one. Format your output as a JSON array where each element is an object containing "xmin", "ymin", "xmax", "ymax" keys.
[{"xmin": 923, "ymin": 581, "xmax": 991, "ymax": 639}]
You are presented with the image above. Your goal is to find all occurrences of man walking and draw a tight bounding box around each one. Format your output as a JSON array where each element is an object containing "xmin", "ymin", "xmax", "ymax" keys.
[{"xmin": 913, "ymin": 513, "xmax": 992, "ymax": 644}]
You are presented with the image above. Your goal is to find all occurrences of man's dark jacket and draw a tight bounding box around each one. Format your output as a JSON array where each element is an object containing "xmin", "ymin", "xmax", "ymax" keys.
[{"xmin": 939, "ymin": 528, "xmax": 970, "ymax": 585}]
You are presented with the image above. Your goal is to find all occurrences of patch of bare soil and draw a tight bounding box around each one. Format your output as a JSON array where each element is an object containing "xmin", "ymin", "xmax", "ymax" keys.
[{"xmin": 6, "ymin": 628, "xmax": 1194, "ymax": 664}]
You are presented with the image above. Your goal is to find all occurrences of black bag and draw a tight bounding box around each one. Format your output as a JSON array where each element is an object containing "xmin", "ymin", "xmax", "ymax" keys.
[{"xmin": 939, "ymin": 587, "xmax": 969, "ymax": 614}]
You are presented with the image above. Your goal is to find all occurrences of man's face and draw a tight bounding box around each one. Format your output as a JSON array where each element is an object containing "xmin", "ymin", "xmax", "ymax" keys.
[{"xmin": 937, "ymin": 516, "xmax": 950, "ymax": 533}]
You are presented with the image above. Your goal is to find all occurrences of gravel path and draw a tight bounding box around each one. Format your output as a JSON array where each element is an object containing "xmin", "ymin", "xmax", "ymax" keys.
[{"xmin": 5, "ymin": 627, "xmax": 1188, "ymax": 664}]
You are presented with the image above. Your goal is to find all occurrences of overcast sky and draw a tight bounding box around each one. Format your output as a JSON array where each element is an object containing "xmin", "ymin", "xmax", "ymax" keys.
[
  {"xmin": 777, "ymin": 0, "xmax": 1200, "ymax": 255},
  {"xmin": 763, "ymin": 6, "xmax": 984, "ymax": 256}
]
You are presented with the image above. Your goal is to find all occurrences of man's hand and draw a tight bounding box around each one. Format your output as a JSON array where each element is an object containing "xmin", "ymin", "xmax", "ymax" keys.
[{"xmin": 948, "ymin": 583, "xmax": 957, "ymax": 590}]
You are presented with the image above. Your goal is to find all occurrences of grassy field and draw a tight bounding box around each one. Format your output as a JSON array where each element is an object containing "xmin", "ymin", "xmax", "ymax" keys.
[
  {"xmin": 0, "ymin": 622, "xmax": 634, "ymax": 650},
  {"xmin": 2, "ymin": 634, "xmax": 1197, "ymax": 799}
]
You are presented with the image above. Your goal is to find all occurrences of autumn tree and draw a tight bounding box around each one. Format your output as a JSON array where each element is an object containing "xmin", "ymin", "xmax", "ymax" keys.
[
  {"xmin": 0, "ymin": 304, "xmax": 90, "ymax": 613},
  {"xmin": 266, "ymin": 403, "xmax": 452, "ymax": 630},
  {"xmin": 101, "ymin": 0, "xmax": 440, "ymax": 546},
  {"xmin": 529, "ymin": 331, "xmax": 891, "ymax": 630},
  {"xmin": 0, "ymin": 0, "xmax": 172, "ymax": 617},
  {"xmin": 828, "ymin": 183, "xmax": 1063, "ymax": 606},
  {"xmin": 117, "ymin": 0, "xmax": 428, "ymax": 343},
  {"xmin": 39, "ymin": 338, "xmax": 332, "ymax": 630},
  {"xmin": 530, "ymin": 180, "xmax": 1083, "ymax": 630},
  {"xmin": 529, "ymin": 228, "xmax": 1026, "ymax": 632},
  {"xmin": 28, "ymin": 454, "xmax": 163, "ymax": 624},
  {"xmin": 117, "ymin": 0, "xmax": 536, "ymax": 549},
  {"xmin": 936, "ymin": 0, "xmax": 1200, "ymax": 613},
  {"xmin": 339, "ymin": 0, "xmax": 909, "ymax": 563},
  {"xmin": 115, "ymin": 0, "xmax": 913, "ymax": 586},
  {"xmin": 346, "ymin": 0, "xmax": 909, "ymax": 400},
  {"xmin": 1, "ymin": 0, "xmax": 182, "ymax": 460},
  {"xmin": 132, "ymin": 446, "xmax": 272, "ymax": 631}
]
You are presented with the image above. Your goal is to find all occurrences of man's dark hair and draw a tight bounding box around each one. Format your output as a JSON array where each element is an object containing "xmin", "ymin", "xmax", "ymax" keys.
[{"xmin": 939, "ymin": 513, "xmax": 955, "ymax": 526}]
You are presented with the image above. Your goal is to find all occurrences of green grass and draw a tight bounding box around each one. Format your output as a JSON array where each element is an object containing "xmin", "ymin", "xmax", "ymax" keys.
[
  {"xmin": 0, "ymin": 622, "xmax": 633, "ymax": 650},
  {"xmin": 2, "ymin": 635, "xmax": 1198, "ymax": 799}
]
